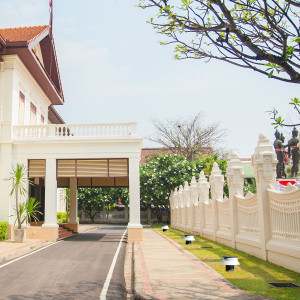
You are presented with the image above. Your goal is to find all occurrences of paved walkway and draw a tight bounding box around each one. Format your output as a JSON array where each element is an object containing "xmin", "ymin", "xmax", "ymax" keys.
[{"xmin": 133, "ymin": 228, "xmax": 268, "ymax": 300}]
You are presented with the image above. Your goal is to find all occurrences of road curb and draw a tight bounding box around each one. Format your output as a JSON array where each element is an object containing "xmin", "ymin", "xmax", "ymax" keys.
[
  {"xmin": 133, "ymin": 242, "xmax": 148, "ymax": 300},
  {"xmin": 124, "ymin": 242, "xmax": 134, "ymax": 299}
]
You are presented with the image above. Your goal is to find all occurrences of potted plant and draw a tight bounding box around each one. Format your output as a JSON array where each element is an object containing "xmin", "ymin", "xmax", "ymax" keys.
[{"xmin": 7, "ymin": 164, "xmax": 41, "ymax": 242}]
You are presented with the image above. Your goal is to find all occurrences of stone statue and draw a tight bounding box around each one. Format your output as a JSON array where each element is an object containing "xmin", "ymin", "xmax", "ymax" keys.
[
  {"xmin": 274, "ymin": 130, "xmax": 286, "ymax": 178},
  {"xmin": 280, "ymin": 133, "xmax": 289, "ymax": 168},
  {"xmin": 288, "ymin": 127, "xmax": 299, "ymax": 177}
]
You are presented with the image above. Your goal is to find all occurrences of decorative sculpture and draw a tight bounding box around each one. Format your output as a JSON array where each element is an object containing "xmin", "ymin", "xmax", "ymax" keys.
[
  {"xmin": 274, "ymin": 130, "xmax": 286, "ymax": 178},
  {"xmin": 288, "ymin": 127, "xmax": 299, "ymax": 177}
]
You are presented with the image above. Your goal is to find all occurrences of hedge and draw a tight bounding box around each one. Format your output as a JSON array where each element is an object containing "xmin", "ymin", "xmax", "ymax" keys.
[{"xmin": 0, "ymin": 222, "xmax": 8, "ymax": 241}]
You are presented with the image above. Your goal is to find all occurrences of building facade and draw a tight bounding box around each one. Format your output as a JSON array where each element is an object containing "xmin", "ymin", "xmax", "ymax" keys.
[{"xmin": 0, "ymin": 25, "xmax": 143, "ymax": 241}]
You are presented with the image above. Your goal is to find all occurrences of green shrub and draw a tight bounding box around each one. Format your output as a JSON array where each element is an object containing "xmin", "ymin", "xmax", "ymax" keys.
[
  {"xmin": 57, "ymin": 212, "xmax": 79, "ymax": 223},
  {"xmin": 57, "ymin": 212, "xmax": 68, "ymax": 223},
  {"xmin": 0, "ymin": 222, "xmax": 9, "ymax": 241}
]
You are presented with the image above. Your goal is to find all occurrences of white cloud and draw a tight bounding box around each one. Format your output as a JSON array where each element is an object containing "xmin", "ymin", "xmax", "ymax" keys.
[{"xmin": 0, "ymin": 0, "xmax": 47, "ymax": 27}]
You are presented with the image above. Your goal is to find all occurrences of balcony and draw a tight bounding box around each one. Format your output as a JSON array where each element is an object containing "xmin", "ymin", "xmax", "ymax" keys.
[{"xmin": 13, "ymin": 122, "xmax": 137, "ymax": 141}]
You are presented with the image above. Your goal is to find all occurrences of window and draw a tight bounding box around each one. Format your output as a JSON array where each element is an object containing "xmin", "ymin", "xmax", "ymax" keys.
[
  {"xmin": 30, "ymin": 102, "xmax": 37, "ymax": 125},
  {"xmin": 18, "ymin": 92, "xmax": 25, "ymax": 125},
  {"xmin": 41, "ymin": 115, "xmax": 45, "ymax": 125}
]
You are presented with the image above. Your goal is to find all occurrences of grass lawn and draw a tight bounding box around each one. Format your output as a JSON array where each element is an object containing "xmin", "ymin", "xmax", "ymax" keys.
[{"xmin": 153, "ymin": 225, "xmax": 300, "ymax": 300}]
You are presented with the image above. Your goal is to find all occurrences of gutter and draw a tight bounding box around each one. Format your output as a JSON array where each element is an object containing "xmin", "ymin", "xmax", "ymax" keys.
[
  {"xmin": 48, "ymin": 105, "xmax": 65, "ymax": 124},
  {"xmin": 3, "ymin": 41, "xmax": 28, "ymax": 48}
]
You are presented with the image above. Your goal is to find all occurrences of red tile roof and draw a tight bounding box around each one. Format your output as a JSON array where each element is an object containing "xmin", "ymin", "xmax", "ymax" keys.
[{"xmin": 0, "ymin": 25, "xmax": 48, "ymax": 43}]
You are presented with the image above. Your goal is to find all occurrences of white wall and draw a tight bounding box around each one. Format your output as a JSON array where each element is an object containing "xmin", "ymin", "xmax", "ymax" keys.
[
  {"xmin": 2, "ymin": 55, "xmax": 51, "ymax": 128},
  {"xmin": 170, "ymin": 135, "xmax": 300, "ymax": 273}
]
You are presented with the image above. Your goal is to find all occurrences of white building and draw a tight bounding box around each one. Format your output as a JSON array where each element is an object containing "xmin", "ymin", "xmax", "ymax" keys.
[{"xmin": 0, "ymin": 25, "xmax": 143, "ymax": 241}]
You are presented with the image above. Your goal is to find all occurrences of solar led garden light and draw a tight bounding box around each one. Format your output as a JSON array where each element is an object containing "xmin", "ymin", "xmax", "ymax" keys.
[
  {"xmin": 221, "ymin": 256, "xmax": 240, "ymax": 271},
  {"xmin": 161, "ymin": 225, "xmax": 169, "ymax": 232},
  {"xmin": 183, "ymin": 235, "xmax": 195, "ymax": 245}
]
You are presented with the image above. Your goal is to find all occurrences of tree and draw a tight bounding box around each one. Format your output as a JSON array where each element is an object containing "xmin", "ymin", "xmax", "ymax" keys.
[
  {"xmin": 77, "ymin": 188, "xmax": 128, "ymax": 222},
  {"xmin": 78, "ymin": 188, "xmax": 107, "ymax": 223},
  {"xmin": 7, "ymin": 164, "xmax": 40, "ymax": 230},
  {"xmin": 269, "ymin": 97, "xmax": 300, "ymax": 128},
  {"xmin": 7, "ymin": 164, "xmax": 28, "ymax": 229},
  {"xmin": 140, "ymin": 153, "xmax": 192, "ymax": 222},
  {"xmin": 140, "ymin": 153, "xmax": 228, "ymax": 222},
  {"xmin": 139, "ymin": 0, "xmax": 300, "ymax": 83},
  {"xmin": 149, "ymin": 112, "xmax": 227, "ymax": 161}
]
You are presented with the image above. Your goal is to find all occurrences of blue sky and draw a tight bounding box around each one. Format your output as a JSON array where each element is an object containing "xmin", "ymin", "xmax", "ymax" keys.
[{"xmin": 1, "ymin": 0, "xmax": 299, "ymax": 157}]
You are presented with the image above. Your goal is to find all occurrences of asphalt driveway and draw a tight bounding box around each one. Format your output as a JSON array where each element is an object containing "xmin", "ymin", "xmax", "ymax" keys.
[{"xmin": 0, "ymin": 225, "xmax": 128, "ymax": 300}]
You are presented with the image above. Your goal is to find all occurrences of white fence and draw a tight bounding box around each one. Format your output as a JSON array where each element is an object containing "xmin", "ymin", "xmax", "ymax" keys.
[{"xmin": 170, "ymin": 133, "xmax": 300, "ymax": 272}]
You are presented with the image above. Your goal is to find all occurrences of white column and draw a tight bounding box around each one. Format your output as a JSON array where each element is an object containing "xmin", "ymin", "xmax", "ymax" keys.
[
  {"xmin": 128, "ymin": 157, "xmax": 142, "ymax": 229},
  {"xmin": 178, "ymin": 185, "xmax": 184, "ymax": 230},
  {"xmin": 226, "ymin": 151, "xmax": 244, "ymax": 249},
  {"xmin": 198, "ymin": 171, "xmax": 209, "ymax": 236},
  {"xmin": 252, "ymin": 133, "xmax": 277, "ymax": 260},
  {"xmin": 190, "ymin": 177, "xmax": 197, "ymax": 233},
  {"xmin": 69, "ymin": 177, "xmax": 78, "ymax": 224},
  {"xmin": 183, "ymin": 181, "xmax": 191, "ymax": 232},
  {"xmin": 209, "ymin": 162, "xmax": 224, "ymax": 241},
  {"xmin": 43, "ymin": 158, "xmax": 58, "ymax": 228},
  {"xmin": 172, "ymin": 188, "xmax": 178, "ymax": 228}
]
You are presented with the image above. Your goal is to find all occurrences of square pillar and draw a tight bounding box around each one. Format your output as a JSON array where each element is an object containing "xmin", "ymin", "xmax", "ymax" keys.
[
  {"xmin": 68, "ymin": 177, "xmax": 79, "ymax": 233},
  {"xmin": 128, "ymin": 156, "xmax": 142, "ymax": 241},
  {"xmin": 43, "ymin": 158, "xmax": 58, "ymax": 229}
]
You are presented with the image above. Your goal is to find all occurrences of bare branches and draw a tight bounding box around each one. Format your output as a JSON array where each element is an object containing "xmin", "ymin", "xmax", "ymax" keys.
[
  {"xmin": 148, "ymin": 112, "xmax": 227, "ymax": 161},
  {"xmin": 139, "ymin": 0, "xmax": 300, "ymax": 83}
]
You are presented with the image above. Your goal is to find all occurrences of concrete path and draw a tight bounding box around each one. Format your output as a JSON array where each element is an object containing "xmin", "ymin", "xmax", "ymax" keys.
[
  {"xmin": 0, "ymin": 225, "xmax": 127, "ymax": 300},
  {"xmin": 134, "ymin": 228, "xmax": 268, "ymax": 300}
]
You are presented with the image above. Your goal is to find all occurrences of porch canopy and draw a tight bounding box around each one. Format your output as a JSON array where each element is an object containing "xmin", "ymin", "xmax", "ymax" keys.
[{"xmin": 29, "ymin": 158, "xmax": 129, "ymax": 188}]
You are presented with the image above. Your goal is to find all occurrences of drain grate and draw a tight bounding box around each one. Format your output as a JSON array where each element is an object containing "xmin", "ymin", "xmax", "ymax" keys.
[
  {"xmin": 268, "ymin": 282, "xmax": 300, "ymax": 288},
  {"xmin": 200, "ymin": 246, "xmax": 214, "ymax": 249}
]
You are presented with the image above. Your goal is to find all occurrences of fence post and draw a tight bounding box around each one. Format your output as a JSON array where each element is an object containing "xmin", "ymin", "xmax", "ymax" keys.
[
  {"xmin": 190, "ymin": 176, "xmax": 197, "ymax": 234},
  {"xmin": 252, "ymin": 133, "xmax": 277, "ymax": 260},
  {"xmin": 209, "ymin": 162, "xmax": 224, "ymax": 242},
  {"xmin": 178, "ymin": 185, "xmax": 184, "ymax": 231},
  {"xmin": 183, "ymin": 181, "xmax": 190, "ymax": 232},
  {"xmin": 226, "ymin": 151, "xmax": 244, "ymax": 249},
  {"xmin": 169, "ymin": 190, "xmax": 174, "ymax": 227},
  {"xmin": 173, "ymin": 188, "xmax": 179, "ymax": 229},
  {"xmin": 198, "ymin": 171, "xmax": 209, "ymax": 236}
]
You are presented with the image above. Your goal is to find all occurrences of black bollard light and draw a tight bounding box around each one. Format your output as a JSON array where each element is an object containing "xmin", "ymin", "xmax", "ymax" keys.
[
  {"xmin": 161, "ymin": 225, "xmax": 169, "ymax": 232},
  {"xmin": 221, "ymin": 256, "xmax": 240, "ymax": 271},
  {"xmin": 183, "ymin": 235, "xmax": 195, "ymax": 245}
]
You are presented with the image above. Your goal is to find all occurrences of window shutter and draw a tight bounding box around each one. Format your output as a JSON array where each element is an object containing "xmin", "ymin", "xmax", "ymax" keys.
[{"xmin": 28, "ymin": 160, "xmax": 46, "ymax": 178}]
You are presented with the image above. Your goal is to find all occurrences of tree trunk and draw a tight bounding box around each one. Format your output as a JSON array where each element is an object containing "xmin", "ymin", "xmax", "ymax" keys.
[{"xmin": 152, "ymin": 208, "xmax": 163, "ymax": 223}]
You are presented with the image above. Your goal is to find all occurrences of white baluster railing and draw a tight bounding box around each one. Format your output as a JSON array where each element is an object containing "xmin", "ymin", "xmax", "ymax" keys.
[{"xmin": 13, "ymin": 122, "xmax": 137, "ymax": 139}]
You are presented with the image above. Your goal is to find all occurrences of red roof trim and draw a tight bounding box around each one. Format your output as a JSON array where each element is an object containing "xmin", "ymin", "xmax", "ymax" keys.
[
  {"xmin": 48, "ymin": 105, "xmax": 65, "ymax": 124},
  {"xmin": 0, "ymin": 25, "xmax": 64, "ymax": 105}
]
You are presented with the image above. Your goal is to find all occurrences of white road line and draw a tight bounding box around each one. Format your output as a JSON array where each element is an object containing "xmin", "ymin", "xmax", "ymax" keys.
[
  {"xmin": 100, "ymin": 229, "xmax": 127, "ymax": 300},
  {"xmin": 0, "ymin": 240, "xmax": 62, "ymax": 269}
]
